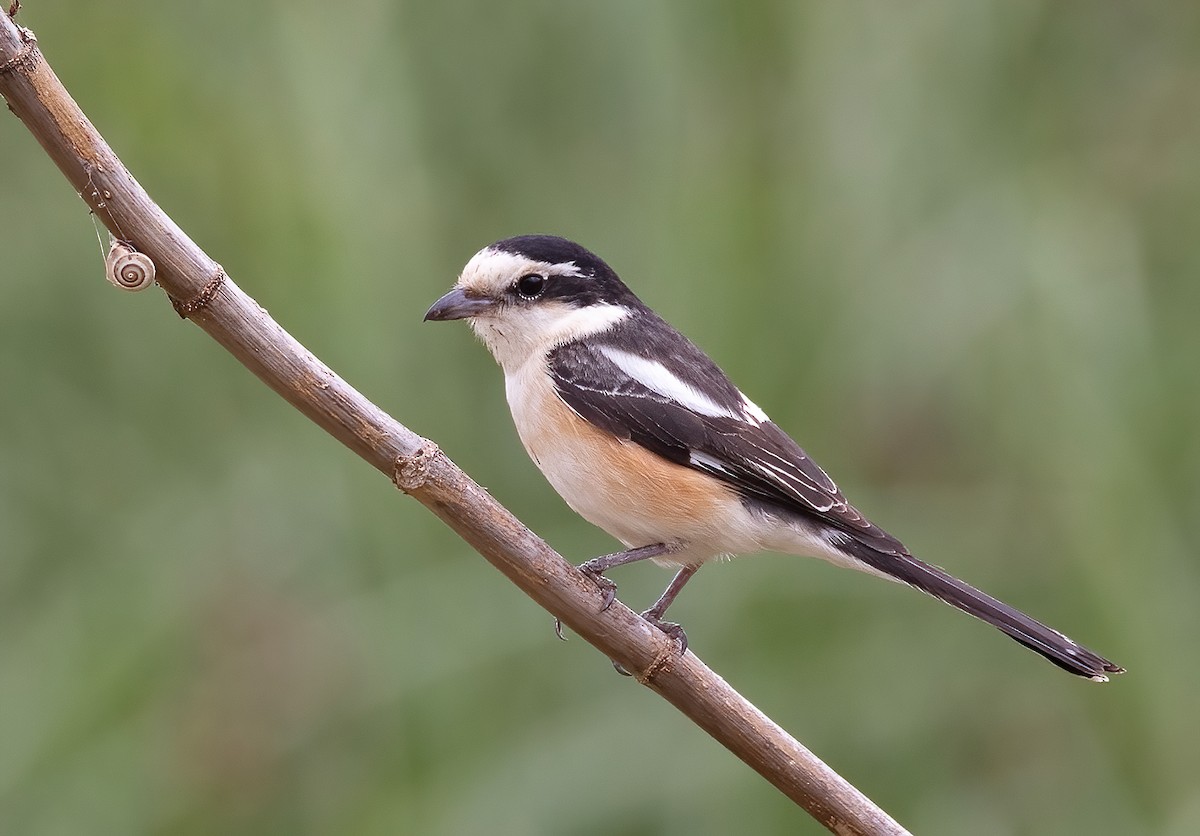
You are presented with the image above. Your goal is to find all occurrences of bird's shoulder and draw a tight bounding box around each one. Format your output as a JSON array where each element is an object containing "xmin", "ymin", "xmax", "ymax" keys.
[{"xmin": 549, "ymin": 309, "xmax": 747, "ymax": 416}]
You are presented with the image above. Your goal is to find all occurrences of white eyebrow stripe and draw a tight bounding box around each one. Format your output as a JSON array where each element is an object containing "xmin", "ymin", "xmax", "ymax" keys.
[
  {"xmin": 456, "ymin": 248, "xmax": 586, "ymax": 299},
  {"xmin": 475, "ymin": 248, "xmax": 586, "ymax": 279},
  {"xmin": 597, "ymin": 346, "xmax": 741, "ymax": 420}
]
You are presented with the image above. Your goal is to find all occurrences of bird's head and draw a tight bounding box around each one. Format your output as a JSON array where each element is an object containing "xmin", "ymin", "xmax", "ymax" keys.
[{"xmin": 424, "ymin": 235, "xmax": 642, "ymax": 372}]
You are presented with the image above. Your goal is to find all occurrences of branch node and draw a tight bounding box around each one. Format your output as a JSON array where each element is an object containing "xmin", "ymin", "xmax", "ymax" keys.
[
  {"xmin": 634, "ymin": 642, "xmax": 678, "ymax": 685},
  {"xmin": 169, "ymin": 264, "xmax": 226, "ymax": 318},
  {"xmin": 394, "ymin": 441, "xmax": 441, "ymax": 493},
  {"xmin": 0, "ymin": 27, "xmax": 35, "ymax": 78}
]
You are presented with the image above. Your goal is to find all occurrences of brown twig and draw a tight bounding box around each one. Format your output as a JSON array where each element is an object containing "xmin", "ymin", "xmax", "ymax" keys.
[{"xmin": 0, "ymin": 17, "xmax": 908, "ymax": 836}]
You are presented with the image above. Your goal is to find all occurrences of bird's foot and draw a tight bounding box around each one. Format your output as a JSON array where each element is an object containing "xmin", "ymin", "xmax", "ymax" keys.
[
  {"xmin": 608, "ymin": 613, "xmax": 688, "ymax": 676},
  {"xmin": 577, "ymin": 560, "xmax": 618, "ymax": 611},
  {"xmin": 642, "ymin": 611, "xmax": 688, "ymax": 654},
  {"xmin": 554, "ymin": 565, "xmax": 619, "ymax": 640}
]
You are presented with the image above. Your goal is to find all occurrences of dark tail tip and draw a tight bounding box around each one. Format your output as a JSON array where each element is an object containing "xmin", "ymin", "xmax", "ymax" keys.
[
  {"xmin": 1011, "ymin": 633, "xmax": 1125, "ymax": 683},
  {"xmin": 839, "ymin": 537, "xmax": 1125, "ymax": 681}
]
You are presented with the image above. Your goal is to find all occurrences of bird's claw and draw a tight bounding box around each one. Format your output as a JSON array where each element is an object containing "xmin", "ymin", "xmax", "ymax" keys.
[
  {"xmin": 578, "ymin": 564, "xmax": 618, "ymax": 611},
  {"xmin": 554, "ymin": 566, "xmax": 620, "ymax": 641},
  {"xmin": 609, "ymin": 614, "xmax": 687, "ymax": 677},
  {"xmin": 561, "ymin": 557, "xmax": 687, "ymax": 668},
  {"xmin": 642, "ymin": 613, "xmax": 688, "ymax": 654}
]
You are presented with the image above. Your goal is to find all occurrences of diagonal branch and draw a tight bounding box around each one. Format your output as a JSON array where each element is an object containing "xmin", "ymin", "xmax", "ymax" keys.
[{"xmin": 0, "ymin": 15, "xmax": 907, "ymax": 835}]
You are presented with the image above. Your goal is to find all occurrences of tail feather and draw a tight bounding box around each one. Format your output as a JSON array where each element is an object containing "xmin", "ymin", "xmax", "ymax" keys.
[{"xmin": 839, "ymin": 538, "xmax": 1124, "ymax": 681}]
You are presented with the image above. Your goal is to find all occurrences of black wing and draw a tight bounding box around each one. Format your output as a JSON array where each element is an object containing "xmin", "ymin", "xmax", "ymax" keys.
[{"xmin": 547, "ymin": 323, "xmax": 905, "ymax": 556}]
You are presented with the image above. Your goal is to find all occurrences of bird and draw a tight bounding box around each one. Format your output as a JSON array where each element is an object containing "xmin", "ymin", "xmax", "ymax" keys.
[{"xmin": 424, "ymin": 234, "xmax": 1124, "ymax": 682}]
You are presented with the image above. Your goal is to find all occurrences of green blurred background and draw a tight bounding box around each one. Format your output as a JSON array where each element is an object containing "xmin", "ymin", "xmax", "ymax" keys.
[{"xmin": 1, "ymin": 2, "xmax": 1197, "ymax": 833}]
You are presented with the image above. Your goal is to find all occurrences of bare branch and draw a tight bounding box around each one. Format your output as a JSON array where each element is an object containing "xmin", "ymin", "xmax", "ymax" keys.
[{"xmin": 0, "ymin": 15, "xmax": 908, "ymax": 835}]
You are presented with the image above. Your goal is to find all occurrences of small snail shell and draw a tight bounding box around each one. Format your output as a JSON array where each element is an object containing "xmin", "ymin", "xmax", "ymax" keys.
[{"xmin": 105, "ymin": 241, "xmax": 155, "ymax": 291}]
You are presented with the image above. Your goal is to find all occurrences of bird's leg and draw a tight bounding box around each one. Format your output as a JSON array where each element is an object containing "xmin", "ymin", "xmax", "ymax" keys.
[
  {"xmin": 578, "ymin": 542, "xmax": 678, "ymax": 610},
  {"xmin": 554, "ymin": 543, "xmax": 678, "ymax": 641},
  {"xmin": 640, "ymin": 564, "xmax": 700, "ymax": 653},
  {"xmin": 607, "ymin": 564, "xmax": 700, "ymax": 676}
]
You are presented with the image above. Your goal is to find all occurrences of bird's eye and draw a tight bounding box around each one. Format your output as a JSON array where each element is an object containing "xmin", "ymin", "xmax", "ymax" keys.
[{"xmin": 515, "ymin": 273, "xmax": 547, "ymax": 299}]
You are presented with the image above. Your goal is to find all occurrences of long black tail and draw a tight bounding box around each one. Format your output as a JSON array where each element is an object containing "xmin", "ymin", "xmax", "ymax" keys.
[{"xmin": 841, "ymin": 539, "xmax": 1124, "ymax": 681}]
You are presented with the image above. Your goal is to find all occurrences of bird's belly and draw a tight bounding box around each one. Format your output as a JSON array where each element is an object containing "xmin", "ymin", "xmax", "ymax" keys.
[
  {"xmin": 507, "ymin": 366, "xmax": 753, "ymax": 564},
  {"xmin": 533, "ymin": 436, "xmax": 748, "ymax": 563}
]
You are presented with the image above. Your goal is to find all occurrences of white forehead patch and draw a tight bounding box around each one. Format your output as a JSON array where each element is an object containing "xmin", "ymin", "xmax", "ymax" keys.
[
  {"xmin": 458, "ymin": 247, "xmax": 584, "ymax": 297},
  {"xmin": 597, "ymin": 347, "xmax": 740, "ymax": 420}
]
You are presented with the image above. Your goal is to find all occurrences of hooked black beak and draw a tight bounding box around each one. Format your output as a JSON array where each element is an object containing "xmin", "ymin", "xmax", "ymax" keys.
[{"xmin": 423, "ymin": 287, "xmax": 496, "ymax": 321}]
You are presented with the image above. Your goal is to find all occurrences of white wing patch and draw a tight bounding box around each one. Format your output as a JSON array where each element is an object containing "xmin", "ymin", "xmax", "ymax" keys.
[
  {"xmin": 598, "ymin": 347, "xmax": 741, "ymax": 420},
  {"xmin": 688, "ymin": 449, "xmax": 738, "ymax": 478},
  {"xmin": 740, "ymin": 395, "xmax": 769, "ymax": 424}
]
